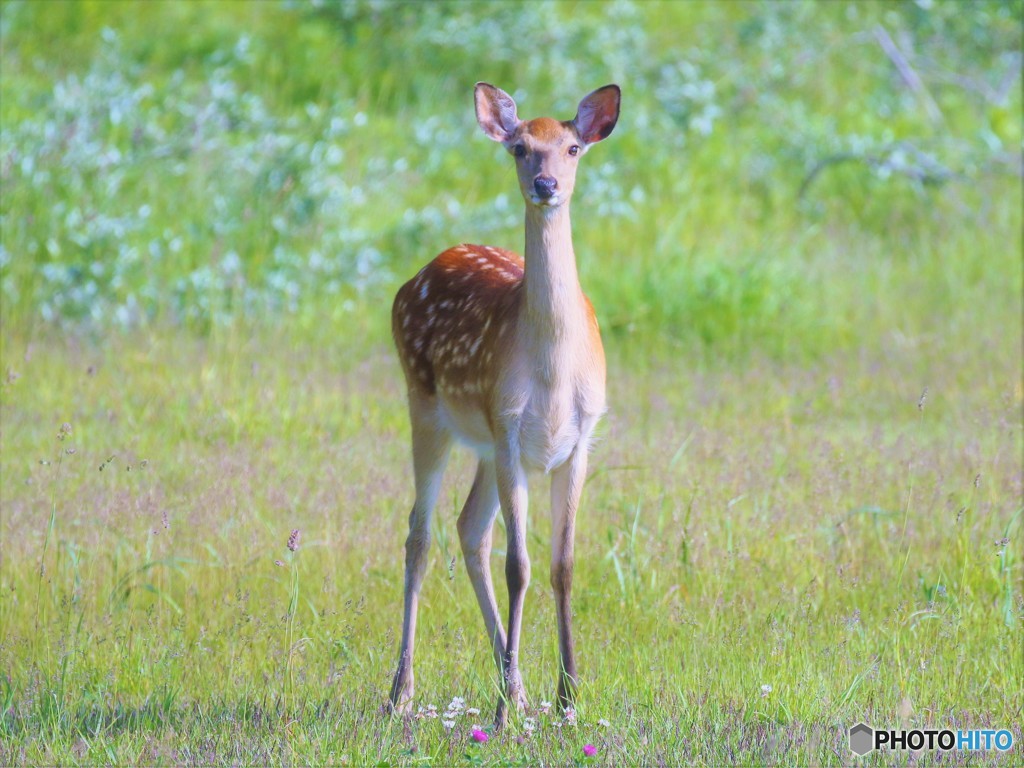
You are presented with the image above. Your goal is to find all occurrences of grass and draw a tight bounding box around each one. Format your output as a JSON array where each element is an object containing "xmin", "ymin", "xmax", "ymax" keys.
[
  {"xmin": 1, "ymin": 0, "xmax": 1022, "ymax": 764},
  {"xmin": 1, "ymin": 328, "xmax": 1020, "ymax": 764}
]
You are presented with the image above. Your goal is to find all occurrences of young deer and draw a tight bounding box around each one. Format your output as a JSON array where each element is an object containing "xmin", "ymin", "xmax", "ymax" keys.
[{"xmin": 389, "ymin": 82, "xmax": 620, "ymax": 727}]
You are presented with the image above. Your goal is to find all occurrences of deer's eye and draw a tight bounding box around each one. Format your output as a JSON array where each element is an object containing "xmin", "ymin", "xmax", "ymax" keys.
[
  {"xmin": 568, "ymin": 145, "xmax": 580, "ymax": 156},
  {"xmin": 512, "ymin": 144, "xmax": 526, "ymax": 158}
]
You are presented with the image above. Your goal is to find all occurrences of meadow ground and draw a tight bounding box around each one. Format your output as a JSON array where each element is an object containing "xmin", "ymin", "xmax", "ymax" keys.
[
  {"xmin": 1, "ymin": 0, "xmax": 1022, "ymax": 765},
  {"xmin": 0, "ymin": 326, "xmax": 1021, "ymax": 765}
]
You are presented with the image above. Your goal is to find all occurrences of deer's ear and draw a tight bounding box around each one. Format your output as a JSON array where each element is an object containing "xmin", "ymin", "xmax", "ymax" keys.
[
  {"xmin": 475, "ymin": 82, "xmax": 521, "ymax": 143},
  {"xmin": 573, "ymin": 85, "xmax": 620, "ymax": 146}
]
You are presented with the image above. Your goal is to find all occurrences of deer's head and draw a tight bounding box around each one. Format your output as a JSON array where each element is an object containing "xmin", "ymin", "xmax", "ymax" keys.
[{"xmin": 474, "ymin": 83, "xmax": 620, "ymax": 210}]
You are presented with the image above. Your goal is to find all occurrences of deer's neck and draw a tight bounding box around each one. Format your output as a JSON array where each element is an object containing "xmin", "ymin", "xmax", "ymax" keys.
[{"xmin": 522, "ymin": 204, "xmax": 588, "ymax": 377}]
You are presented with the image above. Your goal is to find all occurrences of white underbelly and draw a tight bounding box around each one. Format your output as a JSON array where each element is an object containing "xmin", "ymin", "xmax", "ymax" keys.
[
  {"xmin": 435, "ymin": 385, "xmax": 602, "ymax": 472},
  {"xmin": 436, "ymin": 397, "xmax": 495, "ymax": 458}
]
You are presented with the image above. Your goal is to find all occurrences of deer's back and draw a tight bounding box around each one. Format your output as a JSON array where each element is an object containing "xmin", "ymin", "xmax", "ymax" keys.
[{"xmin": 393, "ymin": 244, "xmax": 524, "ymax": 398}]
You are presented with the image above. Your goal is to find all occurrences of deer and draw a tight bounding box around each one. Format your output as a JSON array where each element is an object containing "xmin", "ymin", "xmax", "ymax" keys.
[{"xmin": 388, "ymin": 82, "xmax": 620, "ymax": 728}]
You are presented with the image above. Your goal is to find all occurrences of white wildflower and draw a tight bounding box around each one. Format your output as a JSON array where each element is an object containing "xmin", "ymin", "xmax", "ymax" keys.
[{"xmin": 446, "ymin": 696, "xmax": 465, "ymax": 716}]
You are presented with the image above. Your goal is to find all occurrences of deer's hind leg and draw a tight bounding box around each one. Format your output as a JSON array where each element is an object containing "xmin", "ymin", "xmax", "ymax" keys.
[{"xmin": 388, "ymin": 392, "xmax": 452, "ymax": 713}]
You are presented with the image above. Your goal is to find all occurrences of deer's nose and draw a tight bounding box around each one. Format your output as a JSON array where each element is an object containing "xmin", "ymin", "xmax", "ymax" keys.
[{"xmin": 533, "ymin": 176, "xmax": 557, "ymax": 199}]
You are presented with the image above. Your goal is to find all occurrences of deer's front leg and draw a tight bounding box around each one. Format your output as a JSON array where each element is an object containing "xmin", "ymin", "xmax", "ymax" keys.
[
  {"xmin": 550, "ymin": 448, "xmax": 588, "ymax": 711},
  {"xmin": 457, "ymin": 459, "xmax": 508, "ymax": 677},
  {"xmin": 494, "ymin": 436, "xmax": 530, "ymax": 729}
]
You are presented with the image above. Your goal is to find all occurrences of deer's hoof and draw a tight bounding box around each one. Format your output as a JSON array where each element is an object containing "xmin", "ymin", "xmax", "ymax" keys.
[
  {"xmin": 557, "ymin": 678, "xmax": 577, "ymax": 712},
  {"xmin": 387, "ymin": 672, "xmax": 414, "ymax": 716},
  {"xmin": 383, "ymin": 696, "xmax": 413, "ymax": 717},
  {"xmin": 493, "ymin": 674, "xmax": 528, "ymax": 729}
]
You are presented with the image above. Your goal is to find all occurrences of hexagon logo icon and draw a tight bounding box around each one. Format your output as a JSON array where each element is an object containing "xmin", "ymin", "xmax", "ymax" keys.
[{"xmin": 849, "ymin": 722, "xmax": 874, "ymax": 756}]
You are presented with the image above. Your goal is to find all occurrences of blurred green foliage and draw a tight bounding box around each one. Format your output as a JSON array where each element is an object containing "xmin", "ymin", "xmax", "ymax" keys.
[{"xmin": 1, "ymin": 0, "xmax": 1020, "ymax": 357}]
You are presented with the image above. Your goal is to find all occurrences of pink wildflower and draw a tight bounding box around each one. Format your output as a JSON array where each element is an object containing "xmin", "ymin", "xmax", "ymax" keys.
[
  {"xmin": 471, "ymin": 728, "xmax": 489, "ymax": 743},
  {"xmin": 583, "ymin": 744, "xmax": 598, "ymax": 757}
]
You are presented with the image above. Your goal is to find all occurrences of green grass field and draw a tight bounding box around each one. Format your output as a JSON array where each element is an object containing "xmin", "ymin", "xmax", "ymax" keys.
[{"xmin": 1, "ymin": 1, "xmax": 1022, "ymax": 764}]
